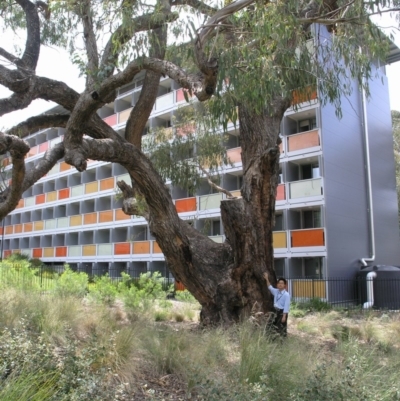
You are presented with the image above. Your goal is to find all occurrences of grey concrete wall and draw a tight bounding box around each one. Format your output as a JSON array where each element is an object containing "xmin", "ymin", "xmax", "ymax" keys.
[
  {"xmin": 321, "ymin": 71, "xmax": 400, "ymax": 278},
  {"xmin": 321, "ymin": 82, "xmax": 370, "ymax": 278},
  {"xmin": 365, "ymin": 70, "xmax": 400, "ymax": 266}
]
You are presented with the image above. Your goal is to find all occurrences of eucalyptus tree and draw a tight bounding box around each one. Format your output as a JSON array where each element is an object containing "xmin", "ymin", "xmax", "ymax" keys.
[{"xmin": 0, "ymin": 0, "xmax": 399, "ymax": 324}]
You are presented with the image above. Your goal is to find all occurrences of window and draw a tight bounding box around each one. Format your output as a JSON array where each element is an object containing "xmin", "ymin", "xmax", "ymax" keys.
[
  {"xmin": 212, "ymin": 220, "xmax": 221, "ymax": 236},
  {"xmin": 300, "ymin": 163, "xmax": 320, "ymax": 179},
  {"xmin": 298, "ymin": 118, "xmax": 317, "ymax": 132},
  {"xmin": 274, "ymin": 214, "xmax": 284, "ymax": 231},
  {"xmin": 303, "ymin": 210, "xmax": 321, "ymax": 228},
  {"xmin": 304, "ymin": 257, "xmax": 323, "ymax": 278}
]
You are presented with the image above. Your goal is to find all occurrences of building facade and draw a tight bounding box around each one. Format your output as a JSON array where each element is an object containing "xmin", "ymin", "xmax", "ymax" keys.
[{"xmin": 1, "ymin": 51, "xmax": 400, "ymax": 302}]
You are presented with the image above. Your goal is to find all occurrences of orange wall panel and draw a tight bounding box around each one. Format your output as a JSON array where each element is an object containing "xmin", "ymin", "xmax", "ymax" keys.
[
  {"xmin": 36, "ymin": 194, "xmax": 45, "ymax": 204},
  {"xmin": 58, "ymin": 188, "xmax": 70, "ymax": 200},
  {"xmin": 133, "ymin": 241, "xmax": 150, "ymax": 254},
  {"xmin": 14, "ymin": 224, "xmax": 22, "ymax": 234},
  {"xmin": 114, "ymin": 243, "xmax": 131, "ymax": 255},
  {"xmin": 175, "ymin": 197, "xmax": 196, "ymax": 213},
  {"xmin": 60, "ymin": 161, "xmax": 71, "ymax": 172},
  {"xmin": 99, "ymin": 210, "xmax": 113, "ymax": 223},
  {"xmin": 16, "ymin": 199, "xmax": 24, "ymax": 209},
  {"xmin": 104, "ymin": 114, "xmax": 117, "ymax": 126},
  {"xmin": 153, "ymin": 242, "xmax": 163, "ymax": 254},
  {"xmin": 82, "ymin": 245, "xmax": 96, "ymax": 256},
  {"xmin": 56, "ymin": 247, "xmax": 67, "ymax": 257},
  {"xmin": 115, "ymin": 209, "xmax": 130, "ymax": 220},
  {"xmin": 100, "ymin": 177, "xmax": 115, "ymax": 191},
  {"xmin": 84, "ymin": 213, "xmax": 97, "ymax": 225},
  {"xmin": 23, "ymin": 223, "xmax": 33, "ymax": 232},
  {"xmin": 227, "ymin": 147, "xmax": 242, "ymax": 163},
  {"xmin": 5, "ymin": 226, "xmax": 13, "ymax": 235},
  {"xmin": 32, "ymin": 248, "xmax": 42, "ymax": 258},
  {"xmin": 276, "ymin": 184, "xmax": 285, "ymax": 201},
  {"xmin": 39, "ymin": 142, "xmax": 49, "ymax": 153},
  {"xmin": 291, "ymin": 229, "xmax": 325, "ymax": 247},
  {"xmin": 288, "ymin": 130, "xmax": 320, "ymax": 152}
]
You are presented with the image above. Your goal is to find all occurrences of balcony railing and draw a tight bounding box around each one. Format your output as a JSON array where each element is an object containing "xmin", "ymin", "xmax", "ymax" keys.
[
  {"xmin": 273, "ymin": 231, "xmax": 287, "ymax": 248},
  {"xmin": 227, "ymin": 147, "xmax": 242, "ymax": 163},
  {"xmin": 199, "ymin": 193, "xmax": 223, "ymax": 210},
  {"xmin": 287, "ymin": 129, "xmax": 320, "ymax": 153},
  {"xmin": 290, "ymin": 228, "xmax": 325, "ymax": 247},
  {"xmin": 289, "ymin": 178, "xmax": 322, "ymax": 199}
]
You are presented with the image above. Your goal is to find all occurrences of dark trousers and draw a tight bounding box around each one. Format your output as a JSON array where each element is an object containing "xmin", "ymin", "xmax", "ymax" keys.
[{"xmin": 273, "ymin": 308, "xmax": 287, "ymax": 337}]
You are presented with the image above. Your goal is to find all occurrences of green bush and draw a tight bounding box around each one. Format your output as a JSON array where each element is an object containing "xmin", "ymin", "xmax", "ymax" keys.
[
  {"xmin": 175, "ymin": 289, "xmax": 198, "ymax": 303},
  {"xmin": 89, "ymin": 274, "xmax": 119, "ymax": 305},
  {"xmin": 54, "ymin": 266, "xmax": 88, "ymax": 298},
  {"xmin": 0, "ymin": 322, "xmax": 129, "ymax": 400},
  {"xmin": 0, "ymin": 260, "xmax": 40, "ymax": 291},
  {"xmin": 295, "ymin": 297, "xmax": 332, "ymax": 312},
  {"xmin": 122, "ymin": 272, "xmax": 170, "ymax": 311}
]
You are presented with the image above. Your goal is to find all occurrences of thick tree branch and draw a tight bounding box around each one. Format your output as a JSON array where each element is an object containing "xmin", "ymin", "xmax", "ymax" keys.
[
  {"xmin": 0, "ymin": 133, "xmax": 30, "ymax": 220},
  {"xmin": 21, "ymin": 142, "xmax": 65, "ymax": 192},
  {"xmin": 6, "ymin": 114, "xmax": 69, "ymax": 137},
  {"xmin": 171, "ymin": 0, "xmax": 217, "ymax": 16},
  {"xmin": 0, "ymin": 48, "xmax": 20, "ymax": 65},
  {"xmin": 15, "ymin": 0, "xmax": 41, "ymax": 71},
  {"xmin": 125, "ymin": 18, "xmax": 168, "ymax": 147}
]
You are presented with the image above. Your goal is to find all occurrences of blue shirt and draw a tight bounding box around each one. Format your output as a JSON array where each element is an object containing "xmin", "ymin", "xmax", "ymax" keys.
[{"xmin": 268, "ymin": 285, "xmax": 290, "ymax": 313}]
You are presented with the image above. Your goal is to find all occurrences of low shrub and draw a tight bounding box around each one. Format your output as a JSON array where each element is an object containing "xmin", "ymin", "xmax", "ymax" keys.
[
  {"xmin": 53, "ymin": 266, "xmax": 88, "ymax": 298},
  {"xmin": 89, "ymin": 274, "xmax": 118, "ymax": 305}
]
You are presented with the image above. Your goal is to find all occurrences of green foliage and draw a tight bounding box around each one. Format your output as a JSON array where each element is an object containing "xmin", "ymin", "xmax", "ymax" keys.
[
  {"xmin": 54, "ymin": 266, "xmax": 88, "ymax": 298},
  {"xmin": 122, "ymin": 271, "xmax": 170, "ymax": 311},
  {"xmin": 294, "ymin": 297, "xmax": 332, "ymax": 312},
  {"xmin": 175, "ymin": 289, "xmax": 198, "ymax": 303},
  {"xmin": 143, "ymin": 103, "xmax": 231, "ymax": 193},
  {"xmin": 89, "ymin": 274, "xmax": 118, "ymax": 305},
  {"xmin": 0, "ymin": 259, "xmax": 40, "ymax": 291}
]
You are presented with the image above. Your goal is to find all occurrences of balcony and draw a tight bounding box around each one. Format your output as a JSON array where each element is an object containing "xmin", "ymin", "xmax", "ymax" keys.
[
  {"xmin": 289, "ymin": 178, "xmax": 322, "ymax": 199},
  {"xmin": 290, "ymin": 228, "xmax": 325, "ymax": 247},
  {"xmin": 287, "ymin": 130, "xmax": 320, "ymax": 153}
]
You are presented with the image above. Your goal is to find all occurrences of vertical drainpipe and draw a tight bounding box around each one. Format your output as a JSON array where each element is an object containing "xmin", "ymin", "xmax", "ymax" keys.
[{"xmin": 360, "ymin": 76, "xmax": 376, "ymax": 267}]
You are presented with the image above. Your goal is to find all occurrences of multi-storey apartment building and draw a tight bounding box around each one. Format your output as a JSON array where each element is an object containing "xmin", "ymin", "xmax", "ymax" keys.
[{"xmin": 1, "ymin": 45, "xmax": 400, "ymax": 303}]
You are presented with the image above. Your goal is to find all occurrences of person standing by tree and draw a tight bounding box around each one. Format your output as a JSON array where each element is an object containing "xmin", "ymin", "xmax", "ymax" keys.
[{"xmin": 264, "ymin": 273, "xmax": 290, "ymax": 337}]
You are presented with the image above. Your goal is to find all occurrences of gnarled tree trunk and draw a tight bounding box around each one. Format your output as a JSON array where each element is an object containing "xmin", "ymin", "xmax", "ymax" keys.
[{"xmin": 119, "ymin": 99, "xmax": 290, "ymax": 325}]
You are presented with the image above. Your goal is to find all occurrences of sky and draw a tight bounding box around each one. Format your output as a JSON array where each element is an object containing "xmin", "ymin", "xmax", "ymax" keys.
[{"xmin": 1, "ymin": 14, "xmax": 400, "ymax": 130}]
